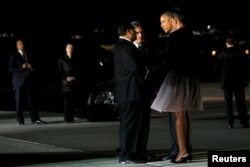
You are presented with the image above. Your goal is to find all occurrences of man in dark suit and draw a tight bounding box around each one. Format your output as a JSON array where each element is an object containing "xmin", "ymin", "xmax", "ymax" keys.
[
  {"xmin": 8, "ymin": 39, "xmax": 45, "ymax": 125},
  {"xmin": 215, "ymin": 36, "xmax": 249, "ymax": 128},
  {"xmin": 131, "ymin": 20, "xmax": 160, "ymax": 161},
  {"xmin": 113, "ymin": 22, "xmax": 146, "ymax": 164}
]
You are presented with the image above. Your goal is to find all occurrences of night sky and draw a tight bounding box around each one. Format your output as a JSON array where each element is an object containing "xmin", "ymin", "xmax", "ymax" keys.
[
  {"xmin": 1, "ymin": 0, "xmax": 249, "ymax": 29},
  {"xmin": 0, "ymin": 0, "xmax": 249, "ymax": 40}
]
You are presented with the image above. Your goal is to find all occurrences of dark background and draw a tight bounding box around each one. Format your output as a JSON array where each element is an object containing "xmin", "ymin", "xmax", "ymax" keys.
[
  {"xmin": 0, "ymin": 0, "xmax": 250, "ymax": 111},
  {"xmin": 0, "ymin": 0, "xmax": 249, "ymax": 34}
]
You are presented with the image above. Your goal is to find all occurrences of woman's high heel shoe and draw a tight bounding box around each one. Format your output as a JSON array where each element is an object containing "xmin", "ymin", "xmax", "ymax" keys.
[{"xmin": 171, "ymin": 153, "xmax": 191, "ymax": 163}]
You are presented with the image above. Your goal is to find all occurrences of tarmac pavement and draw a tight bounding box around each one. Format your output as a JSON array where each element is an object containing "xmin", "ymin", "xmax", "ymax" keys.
[{"xmin": 1, "ymin": 82, "xmax": 250, "ymax": 167}]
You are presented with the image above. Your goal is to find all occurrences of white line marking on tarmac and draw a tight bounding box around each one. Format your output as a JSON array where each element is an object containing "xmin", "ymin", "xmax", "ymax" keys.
[{"xmin": 0, "ymin": 136, "xmax": 83, "ymax": 152}]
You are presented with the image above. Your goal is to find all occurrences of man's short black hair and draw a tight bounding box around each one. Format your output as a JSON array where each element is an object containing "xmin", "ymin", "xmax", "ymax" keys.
[
  {"xmin": 117, "ymin": 22, "xmax": 134, "ymax": 36},
  {"xmin": 164, "ymin": 6, "xmax": 187, "ymax": 24},
  {"xmin": 169, "ymin": 7, "xmax": 185, "ymax": 16}
]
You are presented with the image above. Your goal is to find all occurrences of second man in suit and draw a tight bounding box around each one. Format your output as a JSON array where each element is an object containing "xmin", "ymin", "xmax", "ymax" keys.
[
  {"xmin": 214, "ymin": 36, "xmax": 249, "ymax": 128},
  {"xmin": 9, "ymin": 39, "xmax": 45, "ymax": 125}
]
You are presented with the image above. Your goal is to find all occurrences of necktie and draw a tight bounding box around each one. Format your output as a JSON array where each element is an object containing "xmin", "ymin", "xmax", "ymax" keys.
[
  {"xmin": 22, "ymin": 51, "xmax": 27, "ymax": 62},
  {"xmin": 138, "ymin": 45, "xmax": 143, "ymax": 51}
]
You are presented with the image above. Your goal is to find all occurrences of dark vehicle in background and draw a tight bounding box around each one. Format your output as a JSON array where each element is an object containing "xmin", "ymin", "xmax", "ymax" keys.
[{"xmin": 68, "ymin": 34, "xmax": 117, "ymax": 121}]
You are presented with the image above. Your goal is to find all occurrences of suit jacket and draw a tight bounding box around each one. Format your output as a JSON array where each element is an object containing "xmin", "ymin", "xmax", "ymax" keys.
[
  {"xmin": 113, "ymin": 38, "xmax": 144, "ymax": 104},
  {"xmin": 8, "ymin": 51, "xmax": 32, "ymax": 88},
  {"xmin": 58, "ymin": 54, "xmax": 78, "ymax": 92},
  {"xmin": 215, "ymin": 46, "xmax": 249, "ymax": 89}
]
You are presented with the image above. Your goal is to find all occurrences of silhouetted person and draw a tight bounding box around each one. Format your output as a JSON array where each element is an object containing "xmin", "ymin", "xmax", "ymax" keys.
[
  {"xmin": 9, "ymin": 39, "xmax": 45, "ymax": 125},
  {"xmin": 214, "ymin": 36, "xmax": 249, "ymax": 128},
  {"xmin": 58, "ymin": 42, "xmax": 78, "ymax": 123}
]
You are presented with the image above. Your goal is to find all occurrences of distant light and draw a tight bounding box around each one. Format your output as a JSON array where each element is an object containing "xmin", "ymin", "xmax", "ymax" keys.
[
  {"xmin": 245, "ymin": 49, "xmax": 249, "ymax": 55},
  {"xmin": 207, "ymin": 25, "xmax": 211, "ymax": 30},
  {"xmin": 192, "ymin": 31, "xmax": 201, "ymax": 36},
  {"xmin": 211, "ymin": 50, "xmax": 216, "ymax": 56},
  {"xmin": 0, "ymin": 32, "xmax": 15, "ymax": 38},
  {"xmin": 98, "ymin": 60, "xmax": 103, "ymax": 66},
  {"xmin": 93, "ymin": 28, "xmax": 105, "ymax": 33},
  {"xmin": 71, "ymin": 34, "xmax": 82, "ymax": 39}
]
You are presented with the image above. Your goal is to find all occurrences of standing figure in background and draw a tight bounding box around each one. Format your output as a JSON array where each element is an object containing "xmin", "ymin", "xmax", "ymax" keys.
[
  {"xmin": 9, "ymin": 39, "xmax": 45, "ymax": 125},
  {"xmin": 150, "ymin": 7, "xmax": 203, "ymax": 163},
  {"xmin": 58, "ymin": 42, "xmax": 77, "ymax": 123},
  {"xmin": 214, "ymin": 36, "xmax": 249, "ymax": 128}
]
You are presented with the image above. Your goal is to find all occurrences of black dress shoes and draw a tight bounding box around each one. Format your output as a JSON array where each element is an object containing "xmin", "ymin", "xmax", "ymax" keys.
[
  {"xmin": 119, "ymin": 159, "xmax": 146, "ymax": 164},
  {"xmin": 33, "ymin": 120, "xmax": 46, "ymax": 124},
  {"xmin": 142, "ymin": 153, "xmax": 159, "ymax": 162},
  {"xmin": 147, "ymin": 154, "xmax": 157, "ymax": 161},
  {"xmin": 19, "ymin": 122, "xmax": 25, "ymax": 125}
]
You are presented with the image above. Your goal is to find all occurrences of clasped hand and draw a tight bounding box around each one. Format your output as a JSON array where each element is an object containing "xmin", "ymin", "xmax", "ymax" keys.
[
  {"xmin": 66, "ymin": 76, "xmax": 76, "ymax": 82},
  {"xmin": 22, "ymin": 62, "xmax": 32, "ymax": 69}
]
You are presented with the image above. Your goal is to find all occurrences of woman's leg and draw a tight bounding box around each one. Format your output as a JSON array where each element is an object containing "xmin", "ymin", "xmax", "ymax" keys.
[
  {"xmin": 174, "ymin": 111, "xmax": 188, "ymax": 160},
  {"xmin": 185, "ymin": 111, "xmax": 192, "ymax": 154}
]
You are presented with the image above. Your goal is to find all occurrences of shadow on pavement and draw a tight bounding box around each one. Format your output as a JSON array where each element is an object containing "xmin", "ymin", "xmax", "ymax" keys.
[
  {"xmin": 0, "ymin": 151, "xmax": 112, "ymax": 166},
  {"xmin": 0, "ymin": 150, "xmax": 168, "ymax": 167}
]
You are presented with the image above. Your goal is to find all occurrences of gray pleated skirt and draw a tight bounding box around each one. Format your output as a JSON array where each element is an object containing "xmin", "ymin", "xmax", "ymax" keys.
[{"xmin": 150, "ymin": 71, "xmax": 204, "ymax": 112}]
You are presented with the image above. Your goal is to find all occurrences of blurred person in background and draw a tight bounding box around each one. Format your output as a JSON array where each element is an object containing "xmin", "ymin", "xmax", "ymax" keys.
[
  {"xmin": 214, "ymin": 36, "xmax": 249, "ymax": 129},
  {"xmin": 9, "ymin": 39, "xmax": 46, "ymax": 125},
  {"xmin": 58, "ymin": 42, "xmax": 78, "ymax": 123}
]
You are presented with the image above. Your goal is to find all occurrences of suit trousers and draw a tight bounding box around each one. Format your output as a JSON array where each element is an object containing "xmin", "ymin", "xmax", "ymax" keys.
[
  {"xmin": 14, "ymin": 85, "xmax": 39, "ymax": 123},
  {"xmin": 169, "ymin": 112, "xmax": 178, "ymax": 157},
  {"xmin": 118, "ymin": 101, "xmax": 145, "ymax": 161},
  {"xmin": 136, "ymin": 95, "xmax": 151, "ymax": 157},
  {"xmin": 63, "ymin": 91, "xmax": 75, "ymax": 122},
  {"xmin": 223, "ymin": 87, "xmax": 249, "ymax": 126}
]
